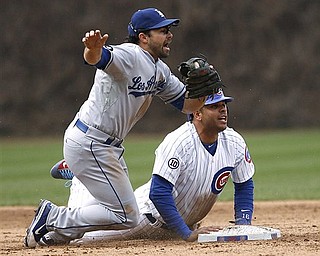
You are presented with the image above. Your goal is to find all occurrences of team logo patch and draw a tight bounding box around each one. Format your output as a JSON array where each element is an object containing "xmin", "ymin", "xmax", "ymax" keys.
[
  {"xmin": 216, "ymin": 88, "xmax": 223, "ymax": 95},
  {"xmin": 128, "ymin": 76, "xmax": 165, "ymax": 98},
  {"xmin": 245, "ymin": 147, "xmax": 252, "ymax": 163},
  {"xmin": 168, "ymin": 158, "xmax": 179, "ymax": 169},
  {"xmin": 211, "ymin": 167, "xmax": 233, "ymax": 194},
  {"xmin": 155, "ymin": 9, "xmax": 165, "ymax": 18}
]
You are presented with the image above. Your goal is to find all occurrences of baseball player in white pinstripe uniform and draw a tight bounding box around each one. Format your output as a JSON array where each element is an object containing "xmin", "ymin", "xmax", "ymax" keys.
[
  {"xmin": 58, "ymin": 88, "xmax": 255, "ymax": 244},
  {"xmin": 24, "ymin": 8, "xmax": 213, "ymax": 248}
]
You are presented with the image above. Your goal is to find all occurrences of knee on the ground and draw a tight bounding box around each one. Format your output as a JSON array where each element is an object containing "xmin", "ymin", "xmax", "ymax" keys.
[{"xmin": 123, "ymin": 208, "xmax": 139, "ymax": 228}]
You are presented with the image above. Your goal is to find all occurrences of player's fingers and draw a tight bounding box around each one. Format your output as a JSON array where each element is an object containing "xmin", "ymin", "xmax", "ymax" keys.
[
  {"xmin": 83, "ymin": 30, "xmax": 100, "ymax": 39},
  {"xmin": 95, "ymin": 29, "xmax": 101, "ymax": 34},
  {"xmin": 208, "ymin": 225, "xmax": 223, "ymax": 231},
  {"xmin": 82, "ymin": 30, "xmax": 106, "ymax": 47},
  {"xmin": 82, "ymin": 31, "xmax": 92, "ymax": 43},
  {"xmin": 199, "ymin": 226, "xmax": 222, "ymax": 233},
  {"xmin": 85, "ymin": 30, "xmax": 93, "ymax": 38},
  {"xmin": 101, "ymin": 34, "xmax": 109, "ymax": 44}
]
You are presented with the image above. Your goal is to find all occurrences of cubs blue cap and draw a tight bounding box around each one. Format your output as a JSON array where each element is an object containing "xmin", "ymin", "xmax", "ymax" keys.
[
  {"xmin": 128, "ymin": 8, "xmax": 180, "ymax": 36},
  {"xmin": 187, "ymin": 89, "xmax": 233, "ymax": 121},
  {"xmin": 204, "ymin": 89, "xmax": 233, "ymax": 105}
]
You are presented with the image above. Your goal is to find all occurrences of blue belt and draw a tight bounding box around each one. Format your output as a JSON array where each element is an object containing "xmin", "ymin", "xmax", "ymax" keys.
[
  {"xmin": 75, "ymin": 119, "xmax": 89, "ymax": 133},
  {"xmin": 75, "ymin": 119, "xmax": 123, "ymax": 147}
]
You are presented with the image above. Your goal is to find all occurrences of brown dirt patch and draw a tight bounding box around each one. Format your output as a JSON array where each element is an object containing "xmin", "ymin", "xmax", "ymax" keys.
[{"xmin": 0, "ymin": 201, "xmax": 319, "ymax": 256}]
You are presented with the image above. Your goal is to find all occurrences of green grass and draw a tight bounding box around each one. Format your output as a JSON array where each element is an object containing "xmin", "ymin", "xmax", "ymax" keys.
[
  {"xmin": 1, "ymin": 129, "xmax": 320, "ymax": 206},
  {"xmin": 219, "ymin": 129, "xmax": 320, "ymax": 201}
]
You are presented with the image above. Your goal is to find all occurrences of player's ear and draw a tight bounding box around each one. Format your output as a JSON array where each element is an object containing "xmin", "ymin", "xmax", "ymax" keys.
[
  {"xmin": 138, "ymin": 32, "xmax": 148, "ymax": 43},
  {"xmin": 193, "ymin": 110, "xmax": 202, "ymax": 121}
]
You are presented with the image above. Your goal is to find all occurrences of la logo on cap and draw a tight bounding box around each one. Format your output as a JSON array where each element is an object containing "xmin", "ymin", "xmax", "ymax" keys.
[{"xmin": 154, "ymin": 9, "xmax": 165, "ymax": 18}]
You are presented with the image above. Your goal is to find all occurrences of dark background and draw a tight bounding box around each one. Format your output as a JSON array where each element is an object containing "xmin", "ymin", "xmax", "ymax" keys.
[{"xmin": 1, "ymin": 0, "xmax": 320, "ymax": 137}]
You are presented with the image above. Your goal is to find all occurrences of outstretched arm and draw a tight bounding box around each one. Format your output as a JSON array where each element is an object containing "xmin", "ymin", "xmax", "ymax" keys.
[
  {"xmin": 234, "ymin": 178, "xmax": 254, "ymax": 225},
  {"xmin": 82, "ymin": 30, "xmax": 109, "ymax": 65},
  {"xmin": 150, "ymin": 174, "xmax": 221, "ymax": 242}
]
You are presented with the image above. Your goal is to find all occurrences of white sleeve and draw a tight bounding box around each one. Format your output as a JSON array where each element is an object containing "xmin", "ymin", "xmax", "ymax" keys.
[
  {"xmin": 230, "ymin": 136, "xmax": 255, "ymax": 183},
  {"xmin": 104, "ymin": 44, "xmax": 136, "ymax": 76},
  {"xmin": 152, "ymin": 134, "xmax": 186, "ymax": 185},
  {"xmin": 156, "ymin": 62, "xmax": 186, "ymax": 104}
]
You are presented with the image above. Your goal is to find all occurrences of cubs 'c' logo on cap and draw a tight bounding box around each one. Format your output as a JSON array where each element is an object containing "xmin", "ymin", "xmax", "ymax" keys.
[
  {"xmin": 211, "ymin": 167, "xmax": 233, "ymax": 194},
  {"xmin": 168, "ymin": 158, "xmax": 179, "ymax": 169},
  {"xmin": 216, "ymin": 88, "xmax": 223, "ymax": 95},
  {"xmin": 245, "ymin": 147, "xmax": 252, "ymax": 163}
]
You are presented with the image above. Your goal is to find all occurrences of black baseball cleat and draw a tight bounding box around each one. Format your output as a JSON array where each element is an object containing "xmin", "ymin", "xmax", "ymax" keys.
[
  {"xmin": 24, "ymin": 199, "xmax": 53, "ymax": 248},
  {"xmin": 38, "ymin": 232, "xmax": 70, "ymax": 246},
  {"xmin": 50, "ymin": 159, "xmax": 74, "ymax": 180}
]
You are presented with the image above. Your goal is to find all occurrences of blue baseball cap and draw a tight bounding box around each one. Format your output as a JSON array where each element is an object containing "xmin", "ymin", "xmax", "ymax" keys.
[
  {"xmin": 187, "ymin": 89, "xmax": 233, "ymax": 121},
  {"xmin": 204, "ymin": 89, "xmax": 233, "ymax": 105},
  {"xmin": 128, "ymin": 8, "xmax": 180, "ymax": 36}
]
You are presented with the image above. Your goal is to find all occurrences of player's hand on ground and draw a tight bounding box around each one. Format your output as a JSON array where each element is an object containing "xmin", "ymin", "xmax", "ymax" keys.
[
  {"xmin": 185, "ymin": 225, "xmax": 222, "ymax": 242},
  {"xmin": 82, "ymin": 30, "xmax": 109, "ymax": 49}
]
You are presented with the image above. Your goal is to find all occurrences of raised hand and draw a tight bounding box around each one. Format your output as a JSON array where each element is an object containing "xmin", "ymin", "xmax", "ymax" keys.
[
  {"xmin": 82, "ymin": 30, "xmax": 109, "ymax": 49},
  {"xmin": 82, "ymin": 30, "xmax": 109, "ymax": 65}
]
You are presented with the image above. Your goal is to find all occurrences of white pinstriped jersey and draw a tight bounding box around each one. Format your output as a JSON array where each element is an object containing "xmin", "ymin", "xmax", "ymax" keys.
[
  {"xmin": 135, "ymin": 122, "xmax": 255, "ymax": 227},
  {"xmin": 67, "ymin": 122, "xmax": 255, "ymax": 242},
  {"xmin": 78, "ymin": 43, "xmax": 186, "ymax": 140}
]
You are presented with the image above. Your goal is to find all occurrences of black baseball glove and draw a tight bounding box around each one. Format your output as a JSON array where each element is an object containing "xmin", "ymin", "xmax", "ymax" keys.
[{"xmin": 178, "ymin": 57, "xmax": 224, "ymax": 99}]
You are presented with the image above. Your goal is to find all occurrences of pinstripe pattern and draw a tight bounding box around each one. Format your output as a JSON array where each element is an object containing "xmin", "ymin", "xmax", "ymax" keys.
[
  {"xmin": 73, "ymin": 213, "xmax": 178, "ymax": 243},
  {"xmin": 145, "ymin": 122, "xmax": 255, "ymax": 226},
  {"xmin": 69, "ymin": 122, "xmax": 254, "ymax": 242},
  {"xmin": 69, "ymin": 178, "xmax": 177, "ymax": 242}
]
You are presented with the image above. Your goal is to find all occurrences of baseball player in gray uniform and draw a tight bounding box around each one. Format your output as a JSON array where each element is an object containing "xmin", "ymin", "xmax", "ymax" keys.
[
  {"xmin": 49, "ymin": 89, "xmax": 255, "ymax": 244},
  {"xmin": 24, "ymin": 8, "xmax": 213, "ymax": 248}
]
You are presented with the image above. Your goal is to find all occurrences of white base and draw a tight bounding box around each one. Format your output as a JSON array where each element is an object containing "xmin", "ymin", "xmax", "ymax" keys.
[{"xmin": 198, "ymin": 225, "xmax": 281, "ymax": 243}]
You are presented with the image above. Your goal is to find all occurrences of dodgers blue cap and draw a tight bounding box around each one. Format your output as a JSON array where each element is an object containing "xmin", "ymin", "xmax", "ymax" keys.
[
  {"xmin": 204, "ymin": 88, "xmax": 233, "ymax": 105},
  {"xmin": 128, "ymin": 8, "xmax": 180, "ymax": 36}
]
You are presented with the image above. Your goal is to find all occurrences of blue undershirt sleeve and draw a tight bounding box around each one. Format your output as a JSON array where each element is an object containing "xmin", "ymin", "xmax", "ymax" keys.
[
  {"xmin": 149, "ymin": 174, "xmax": 192, "ymax": 240},
  {"xmin": 84, "ymin": 47, "xmax": 111, "ymax": 70},
  {"xmin": 234, "ymin": 178, "xmax": 254, "ymax": 224},
  {"xmin": 170, "ymin": 94, "xmax": 185, "ymax": 111},
  {"xmin": 95, "ymin": 47, "xmax": 111, "ymax": 70}
]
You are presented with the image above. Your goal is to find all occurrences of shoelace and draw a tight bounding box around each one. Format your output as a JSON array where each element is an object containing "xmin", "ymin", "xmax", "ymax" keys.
[{"xmin": 60, "ymin": 169, "xmax": 74, "ymax": 180}]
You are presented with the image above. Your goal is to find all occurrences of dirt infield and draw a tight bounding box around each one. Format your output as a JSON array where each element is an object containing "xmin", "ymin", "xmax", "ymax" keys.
[{"xmin": 1, "ymin": 201, "xmax": 319, "ymax": 256}]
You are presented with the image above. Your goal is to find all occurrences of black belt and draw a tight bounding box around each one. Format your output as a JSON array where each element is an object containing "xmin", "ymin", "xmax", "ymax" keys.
[
  {"xmin": 145, "ymin": 213, "xmax": 157, "ymax": 223},
  {"xmin": 75, "ymin": 119, "xmax": 123, "ymax": 147},
  {"xmin": 145, "ymin": 213, "xmax": 167, "ymax": 229}
]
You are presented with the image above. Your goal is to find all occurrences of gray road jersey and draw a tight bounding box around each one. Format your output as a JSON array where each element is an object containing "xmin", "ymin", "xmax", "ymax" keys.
[{"xmin": 78, "ymin": 43, "xmax": 186, "ymax": 139}]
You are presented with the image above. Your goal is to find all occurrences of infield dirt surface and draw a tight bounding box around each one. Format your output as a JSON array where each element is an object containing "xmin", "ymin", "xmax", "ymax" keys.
[{"xmin": 1, "ymin": 201, "xmax": 319, "ymax": 256}]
